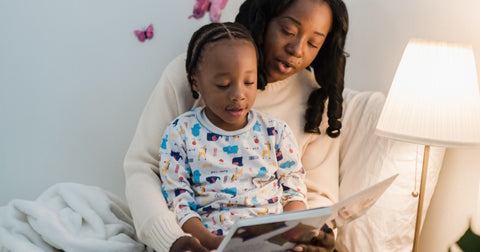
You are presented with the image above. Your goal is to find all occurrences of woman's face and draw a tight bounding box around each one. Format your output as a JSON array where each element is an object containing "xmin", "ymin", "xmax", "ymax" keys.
[{"xmin": 263, "ymin": 0, "xmax": 332, "ymax": 83}]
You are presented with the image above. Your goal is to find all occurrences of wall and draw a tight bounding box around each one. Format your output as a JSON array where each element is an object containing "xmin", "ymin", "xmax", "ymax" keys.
[
  {"xmin": 420, "ymin": 148, "xmax": 480, "ymax": 251},
  {"xmin": 0, "ymin": 0, "xmax": 242, "ymax": 205},
  {"xmin": 343, "ymin": 0, "xmax": 480, "ymax": 250},
  {"xmin": 344, "ymin": 0, "xmax": 480, "ymax": 94},
  {"xmin": 1, "ymin": 0, "xmax": 480, "ymax": 250}
]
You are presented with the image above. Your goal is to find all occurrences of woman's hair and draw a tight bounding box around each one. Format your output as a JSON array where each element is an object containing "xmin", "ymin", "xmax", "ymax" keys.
[
  {"xmin": 186, "ymin": 22, "xmax": 262, "ymax": 99},
  {"xmin": 235, "ymin": 0, "xmax": 349, "ymax": 138}
]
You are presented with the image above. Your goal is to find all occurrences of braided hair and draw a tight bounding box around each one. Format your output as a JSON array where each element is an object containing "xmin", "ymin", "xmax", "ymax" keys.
[
  {"xmin": 235, "ymin": 0, "xmax": 349, "ymax": 138},
  {"xmin": 186, "ymin": 22, "xmax": 262, "ymax": 99}
]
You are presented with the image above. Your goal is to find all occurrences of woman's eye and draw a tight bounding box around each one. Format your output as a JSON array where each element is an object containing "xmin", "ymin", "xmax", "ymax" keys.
[
  {"xmin": 245, "ymin": 82, "xmax": 255, "ymax": 85},
  {"xmin": 282, "ymin": 29, "xmax": 295, "ymax": 36},
  {"xmin": 308, "ymin": 42, "xmax": 319, "ymax": 49}
]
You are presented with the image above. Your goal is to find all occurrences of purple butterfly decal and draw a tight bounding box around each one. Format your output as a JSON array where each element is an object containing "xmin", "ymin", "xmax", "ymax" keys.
[
  {"xmin": 134, "ymin": 24, "xmax": 154, "ymax": 42},
  {"xmin": 209, "ymin": 0, "xmax": 228, "ymax": 22},
  {"xmin": 188, "ymin": 0, "xmax": 229, "ymax": 22},
  {"xmin": 189, "ymin": 0, "xmax": 210, "ymax": 19}
]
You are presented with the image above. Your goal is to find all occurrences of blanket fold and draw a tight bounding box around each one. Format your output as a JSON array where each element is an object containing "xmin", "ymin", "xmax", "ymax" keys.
[{"xmin": 0, "ymin": 183, "xmax": 149, "ymax": 252}]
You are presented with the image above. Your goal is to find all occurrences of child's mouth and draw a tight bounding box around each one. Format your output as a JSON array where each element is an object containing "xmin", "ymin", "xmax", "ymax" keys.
[{"xmin": 227, "ymin": 108, "xmax": 244, "ymax": 117}]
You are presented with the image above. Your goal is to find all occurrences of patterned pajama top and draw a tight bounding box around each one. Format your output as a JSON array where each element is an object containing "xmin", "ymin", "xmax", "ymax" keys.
[{"xmin": 159, "ymin": 107, "xmax": 307, "ymax": 235}]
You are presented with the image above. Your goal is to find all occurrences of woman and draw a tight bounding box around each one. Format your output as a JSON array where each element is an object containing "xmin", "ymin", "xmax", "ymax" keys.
[{"xmin": 124, "ymin": 0, "xmax": 348, "ymax": 251}]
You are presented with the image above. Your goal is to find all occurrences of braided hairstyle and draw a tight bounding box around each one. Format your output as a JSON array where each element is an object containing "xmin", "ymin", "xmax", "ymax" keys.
[
  {"xmin": 186, "ymin": 22, "xmax": 262, "ymax": 99},
  {"xmin": 235, "ymin": 0, "xmax": 349, "ymax": 138}
]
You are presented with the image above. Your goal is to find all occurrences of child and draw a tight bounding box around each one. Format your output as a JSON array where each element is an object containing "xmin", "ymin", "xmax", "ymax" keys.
[{"xmin": 158, "ymin": 22, "xmax": 307, "ymax": 250}]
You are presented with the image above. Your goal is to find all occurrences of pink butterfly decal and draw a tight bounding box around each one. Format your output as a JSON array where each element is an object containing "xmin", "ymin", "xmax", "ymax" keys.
[
  {"xmin": 209, "ymin": 0, "xmax": 228, "ymax": 22},
  {"xmin": 189, "ymin": 0, "xmax": 210, "ymax": 19},
  {"xmin": 134, "ymin": 24, "xmax": 154, "ymax": 42}
]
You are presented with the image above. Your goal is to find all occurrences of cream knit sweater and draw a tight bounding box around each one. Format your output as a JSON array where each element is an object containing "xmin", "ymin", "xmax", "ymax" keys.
[{"xmin": 123, "ymin": 53, "xmax": 340, "ymax": 251}]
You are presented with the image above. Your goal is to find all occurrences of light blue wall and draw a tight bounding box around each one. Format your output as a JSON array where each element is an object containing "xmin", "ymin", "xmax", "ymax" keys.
[
  {"xmin": 1, "ymin": 1, "xmax": 480, "ymax": 231},
  {"xmin": 0, "ymin": 0, "xmax": 242, "ymax": 204},
  {"xmin": 344, "ymin": 0, "xmax": 480, "ymax": 93},
  {"xmin": 1, "ymin": 0, "xmax": 480, "ymax": 250}
]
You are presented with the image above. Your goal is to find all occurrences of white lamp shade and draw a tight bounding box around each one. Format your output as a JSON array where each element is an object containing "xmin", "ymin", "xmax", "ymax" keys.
[{"xmin": 376, "ymin": 39, "xmax": 480, "ymax": 148}]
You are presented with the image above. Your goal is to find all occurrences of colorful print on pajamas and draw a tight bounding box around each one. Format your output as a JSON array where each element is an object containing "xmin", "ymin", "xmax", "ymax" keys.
[{"xmin": 159, "ymin": 107, "xmax": 307, "ymax": 235}]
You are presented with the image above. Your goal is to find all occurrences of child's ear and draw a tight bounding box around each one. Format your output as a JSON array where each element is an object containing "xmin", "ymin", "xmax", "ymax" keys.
[{"xmin": 190, "ymin": 75, "xmax": 199, "ymax": 91}]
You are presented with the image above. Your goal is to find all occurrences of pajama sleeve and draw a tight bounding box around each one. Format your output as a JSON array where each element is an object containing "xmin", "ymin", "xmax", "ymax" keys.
[
  {"xmin": 275, "ymin": 123, "xmax": 308, "ymax": 206},
  {"xmin": 158, "ymin": 123, "xmax": 201, "ymax": 227}
]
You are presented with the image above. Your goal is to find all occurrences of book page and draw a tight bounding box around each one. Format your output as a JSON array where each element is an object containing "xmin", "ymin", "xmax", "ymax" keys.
[
  {"xmin": 217, "ymin": 174, "xmax": 399, "ymax": 252},
  {"xmin": 326, "ymin": 174, "xmax": 399, "ymax": 229}
]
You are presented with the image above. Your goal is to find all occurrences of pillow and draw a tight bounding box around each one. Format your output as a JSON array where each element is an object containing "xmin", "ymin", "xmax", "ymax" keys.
[{"xmin": 336, "ymin": 88, "xmax": 445, "ymax": 252}]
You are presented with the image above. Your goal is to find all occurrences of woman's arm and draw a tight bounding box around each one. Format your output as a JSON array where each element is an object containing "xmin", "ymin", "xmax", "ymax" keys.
[
  {"xmin": 123, "ymin": 53, "xmax": 202, "ymax": 251},
  {"xmin": 302, "ymin": 132, "xmax": 340, "ymax": 208}
]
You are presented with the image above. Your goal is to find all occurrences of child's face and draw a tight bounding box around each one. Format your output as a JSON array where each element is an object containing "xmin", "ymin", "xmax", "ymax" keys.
[{"xmin": 192, "ymin": 39, "xmax": 257, "ymax": 131}]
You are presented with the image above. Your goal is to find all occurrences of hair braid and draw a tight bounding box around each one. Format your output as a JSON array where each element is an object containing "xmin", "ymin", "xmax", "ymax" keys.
[{"xmin": 305, "ymin": 0, "xmax": 348, "ymax": 138}]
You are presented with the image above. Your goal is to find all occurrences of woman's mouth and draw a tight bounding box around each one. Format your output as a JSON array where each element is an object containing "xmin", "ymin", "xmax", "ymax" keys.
[{"xmin": 277, "ymin": 60, "xmax": 294, "ymax": 74}]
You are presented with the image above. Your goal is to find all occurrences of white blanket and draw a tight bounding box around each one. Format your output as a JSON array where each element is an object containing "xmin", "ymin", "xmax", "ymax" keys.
[{"xmin": 0, "ymin": 183, "xmax": 150, "ymax": 252}]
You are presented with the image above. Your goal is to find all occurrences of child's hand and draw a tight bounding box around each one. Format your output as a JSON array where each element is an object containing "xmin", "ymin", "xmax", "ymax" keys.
[
  {"xmin": 205, "ymin": 234, "xmax": 225, "ymax": 250},
  {"xmin": 170, "ymin": 236, "xmax": 210, "ymax": 252},
  {"xmin": 181, "ymin": 218, "xmax": 225, "ymax": 250}
]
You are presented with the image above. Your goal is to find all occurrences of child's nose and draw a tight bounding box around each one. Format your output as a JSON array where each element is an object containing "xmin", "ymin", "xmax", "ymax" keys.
[{"xmin": 230, "ymin": 83, "xmax": 246, "ymax": 101}]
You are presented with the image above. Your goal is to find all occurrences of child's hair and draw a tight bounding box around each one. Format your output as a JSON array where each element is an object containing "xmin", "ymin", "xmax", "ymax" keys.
[
  {"xmin": 186, "ymin": 22, "xmax": 262, "ymax": 99},
  {"xmin": 235, "ymin": 0, "xmax": 349, "ymax": 138}
]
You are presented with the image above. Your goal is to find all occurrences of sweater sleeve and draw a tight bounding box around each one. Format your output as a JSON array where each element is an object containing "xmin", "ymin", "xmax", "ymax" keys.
[
  {"xmin": 123, "ymin": 53, "xmax": 196, "ymax": 251},
  {"xmin": 302, "ymin": 125, "xmax": 340, "ymax": 209}
]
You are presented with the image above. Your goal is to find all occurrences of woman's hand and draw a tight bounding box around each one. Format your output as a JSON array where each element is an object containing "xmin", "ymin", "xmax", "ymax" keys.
[
  {"xmin": 288, "ymin": 225, "xmax": 335, "ymax": 252},
  {"xmin": 170, "ymin": 236, "xmax": 211, "ymax": 252}
]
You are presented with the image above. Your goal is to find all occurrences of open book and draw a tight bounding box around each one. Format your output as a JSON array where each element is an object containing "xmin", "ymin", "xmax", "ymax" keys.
[{"xmin": 217, "ymin": 174, "xmax": 399, "ymax": 252}]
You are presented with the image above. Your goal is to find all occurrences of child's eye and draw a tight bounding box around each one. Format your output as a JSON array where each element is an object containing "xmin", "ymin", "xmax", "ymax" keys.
[
  {"xmin": 245, "ymin": 82, "xmax": 255, "ymax": 85},
  {"xmin": 216, "ymin": 84, "xmax": 229, "ymax": 89}
]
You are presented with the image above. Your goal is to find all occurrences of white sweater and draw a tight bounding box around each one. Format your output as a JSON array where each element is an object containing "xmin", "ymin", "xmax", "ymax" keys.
[{"xmin": 123, "ymin": 53, "xmax": 340, "ymax": 251}]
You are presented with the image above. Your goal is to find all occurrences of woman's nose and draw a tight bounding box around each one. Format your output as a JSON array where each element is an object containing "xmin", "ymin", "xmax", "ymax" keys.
[{"xmin": 286, "ymin": 38, "xmax": 304, "ymax": 58}]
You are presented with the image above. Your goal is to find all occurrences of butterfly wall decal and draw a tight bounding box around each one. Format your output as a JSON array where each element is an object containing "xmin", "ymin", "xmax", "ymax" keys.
[
  {"xmin": 188, "ymin": 0, "xmax": 229, "ymax": 23},
  {"xmin": 134, "ymin": 24, "xmax": 154, "ymax": 42},
  {"xmin": 209, "ymin": 0, "xmax": 228, "ymax": 22},
  {"xmin": 188, "ymin": 0, "xmax": 210, "ymax": 19}
]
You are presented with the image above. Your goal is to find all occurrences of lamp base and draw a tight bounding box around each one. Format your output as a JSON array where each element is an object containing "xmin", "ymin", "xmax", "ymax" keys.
[{"xmin": 412, "ymin": 145, "xmax": 431, "ymax": 252}]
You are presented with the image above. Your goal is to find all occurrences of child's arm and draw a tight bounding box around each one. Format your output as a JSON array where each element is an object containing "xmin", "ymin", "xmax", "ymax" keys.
[
  {"xmin": 182, "ymin": 217, "xmax": 225, "ymax": 250},
  {"xmin": 283, "ymin": 200, "xmax": 307, "ymax": 212},
  {"xmin": 159, "ymin": 124, "xmax": 203, "ymax": 237},
  {"xmin": 159, "ymin": 122, "xmax": 224, "ymax": 250},
  {"xmin": 275, "ymin": 123, "xmax": 309, "ymax": 208}
]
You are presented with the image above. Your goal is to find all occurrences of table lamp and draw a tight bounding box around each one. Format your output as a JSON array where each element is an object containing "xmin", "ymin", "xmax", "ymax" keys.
[{"xmin": 375, "ymin": 39, "xmax": 480, "ymax": 252}]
